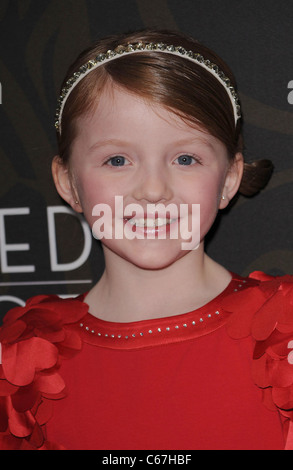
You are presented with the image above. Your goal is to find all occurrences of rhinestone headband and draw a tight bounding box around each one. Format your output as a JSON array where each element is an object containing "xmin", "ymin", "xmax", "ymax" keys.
[{"xmin": 55, "ymin": 42, "xmax": 241, "ymax": 134}]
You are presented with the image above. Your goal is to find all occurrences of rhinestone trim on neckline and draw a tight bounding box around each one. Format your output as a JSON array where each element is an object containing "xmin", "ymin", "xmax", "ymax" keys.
[
  {"xmin": 76, "ymin": 279, "xmax": 248, "ymax": 350},
  {"xmin": 79, "ymin": 309, "xmax": 222, "ymax": 340}
]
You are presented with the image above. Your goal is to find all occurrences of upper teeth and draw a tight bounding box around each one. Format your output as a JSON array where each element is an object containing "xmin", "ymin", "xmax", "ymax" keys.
[{"xmin": 127, "ymin": 218, "xmax": 175, "ymax": 227}]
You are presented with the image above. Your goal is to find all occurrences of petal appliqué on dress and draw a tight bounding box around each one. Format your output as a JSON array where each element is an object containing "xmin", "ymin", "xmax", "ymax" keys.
[
  {"xmin": 0, "ymin": 294, "xmax": 88, "ymax": 450},
  {"xmin": 225, "ymin": 272, "xmax": 293, "ymax": 449}
]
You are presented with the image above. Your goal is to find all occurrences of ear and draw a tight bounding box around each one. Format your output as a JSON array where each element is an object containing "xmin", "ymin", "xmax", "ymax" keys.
[
  {"xmin": 51, "ymin": 156, "xmax": 83, "ymax": 213},
  {"xmin": 219, "ymin": 153, "xmax": 244, "ymax": 209}
]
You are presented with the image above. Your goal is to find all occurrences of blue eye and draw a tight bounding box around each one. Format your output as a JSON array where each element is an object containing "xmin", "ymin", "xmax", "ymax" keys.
[
  {"xmin": 106, "ymin": 156, "xmax": 127, "ymax": 166},
  {"xmin": 176, "ymin": 155, "xmax": 196, "ymax": 165}
]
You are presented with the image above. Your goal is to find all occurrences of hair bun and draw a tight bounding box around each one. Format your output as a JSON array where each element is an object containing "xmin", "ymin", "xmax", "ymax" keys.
[{"xmin": 239, "ymin": 159, "xmax": 274, "ymax": 197}]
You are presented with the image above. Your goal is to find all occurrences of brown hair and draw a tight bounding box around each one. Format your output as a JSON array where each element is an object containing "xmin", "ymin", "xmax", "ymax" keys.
[{"xmin": 56, "ymin": 29, "xmax": 273, "ymax": 196}]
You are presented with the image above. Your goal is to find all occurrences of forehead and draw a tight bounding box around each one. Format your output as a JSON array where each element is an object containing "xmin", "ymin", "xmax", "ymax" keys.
[{"xmin": 74, "ymin": 84, "xmax": 224, "ymax": 151}]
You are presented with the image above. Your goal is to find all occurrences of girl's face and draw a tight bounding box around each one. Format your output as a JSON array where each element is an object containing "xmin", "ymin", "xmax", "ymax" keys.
[{"xmin": 54, "ymin": 85, "xmax": 242, "ymax": 270}]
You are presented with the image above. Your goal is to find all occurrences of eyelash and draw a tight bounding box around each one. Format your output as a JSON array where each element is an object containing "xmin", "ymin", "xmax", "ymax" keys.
[
  {"xmin": 104, "ymin": 154, "xmax": 202, "ymax": 167},
  {"xmin": 174, "ymin": 154, "xmax": 201, "ymax": 166},
  {"xmin": 104, "ymin": 156, "xmax": 129, "ymax": 167}
]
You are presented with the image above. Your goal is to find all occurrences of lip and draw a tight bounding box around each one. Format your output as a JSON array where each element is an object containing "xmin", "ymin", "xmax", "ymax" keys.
[
  {"xmin": 126, "ymin": 217, "xmax": 177, "ymax": 227},
  {"xmin": 123, "ymin": 216, "xmax": 179, "ymax": 237},
  {"xmin": 124, "ymin": 210, "xmax": 179, "ymax": 219}
]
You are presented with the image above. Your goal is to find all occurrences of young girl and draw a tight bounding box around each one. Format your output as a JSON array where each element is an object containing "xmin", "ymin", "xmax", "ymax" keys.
[{"xmin": 0, "ymin": 29, "xmax": 292, "ymax": 450}]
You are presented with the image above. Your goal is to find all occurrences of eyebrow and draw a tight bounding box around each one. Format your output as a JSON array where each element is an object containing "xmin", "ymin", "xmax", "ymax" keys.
[
  {"xmin": 87, "ymin": 135, "xmax": 217, "ymax": 153},
  {"xmin": 88, "ymin": 139, "xmax": 130, "ymax": 152},
  {"xmin": 170, "ymin": 136, "xmax": 216, "ymax": 149}
]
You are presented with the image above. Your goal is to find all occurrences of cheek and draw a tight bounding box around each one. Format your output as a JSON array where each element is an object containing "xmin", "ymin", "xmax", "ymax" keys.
[
  {"xmin": 184, "ymin": 172, "xmax": 222, "ymax": 205},
  {"xmin": 188, "ymin": 175, "xmax": 223, "ymax": 233},
  {"xmin": 75, "ymin": 175, "xmax": 117, "ymax": 226}
]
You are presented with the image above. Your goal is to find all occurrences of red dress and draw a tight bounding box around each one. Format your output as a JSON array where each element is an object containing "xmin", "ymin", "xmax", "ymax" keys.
[{"xmin": 1, "ymin": 271, "xmax": 293, "ymax": 450}]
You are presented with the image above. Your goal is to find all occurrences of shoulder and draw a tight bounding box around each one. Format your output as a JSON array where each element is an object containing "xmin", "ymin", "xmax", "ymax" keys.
[
  {"xmin": 224, "ymin": 271, "xmax": 293, "ymax": 448},
  {"xmin": 0, "ymin": 294, "xmax": 88, "ymax": 449},
  {"xmin": 1, "ymin": 293, "xmax": 89, "ymax": 334},
  {"xmin": 222, "ymin": 270, "xmax": 293, "ymax": 339},
  {"xmin": 0, "ymin": 293, "xmax": 89, "ymax": 367}
]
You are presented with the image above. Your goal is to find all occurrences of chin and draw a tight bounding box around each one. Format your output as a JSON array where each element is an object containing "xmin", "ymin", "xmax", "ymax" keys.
[
  {"xmin": 104, "ymin": 239, "xmax": 188, "ymax": 270},
  {"xmin": 127, "ymin": 255, "xmax": 183, "ymax": 271}
]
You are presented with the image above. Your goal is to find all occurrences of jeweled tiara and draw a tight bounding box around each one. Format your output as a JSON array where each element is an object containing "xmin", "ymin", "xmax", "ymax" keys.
[{"xmin": 55, "ymin": 42, "xmax": 241, "ymax": 134}]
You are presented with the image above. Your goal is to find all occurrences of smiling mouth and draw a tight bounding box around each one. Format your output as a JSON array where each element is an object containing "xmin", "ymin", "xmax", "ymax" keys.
[{"xmin": 125, "ymin": 217, "xmax": 177, "ymax": 228}]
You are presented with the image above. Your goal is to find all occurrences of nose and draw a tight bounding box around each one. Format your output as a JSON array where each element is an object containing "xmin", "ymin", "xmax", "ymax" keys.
[{"xmin": 132, "ymin": 166, "xmax": 173, "ymax": 203}]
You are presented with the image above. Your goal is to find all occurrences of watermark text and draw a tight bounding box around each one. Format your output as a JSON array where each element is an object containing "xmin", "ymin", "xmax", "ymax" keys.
[{"xmin": 91, "ymin": 196, "xmax": 200, "ymax": 250}]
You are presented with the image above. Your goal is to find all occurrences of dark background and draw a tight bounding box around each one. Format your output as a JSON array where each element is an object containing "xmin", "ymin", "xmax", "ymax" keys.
[{"xmin": 1, "ymin": 0, "xmax": 293, "ymax": 320}]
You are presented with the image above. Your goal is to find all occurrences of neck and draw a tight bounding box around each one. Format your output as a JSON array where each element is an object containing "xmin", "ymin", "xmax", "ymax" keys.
[{"xmin": 85, "ymin": 244, "xmax": 231, "ymax": 323}]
